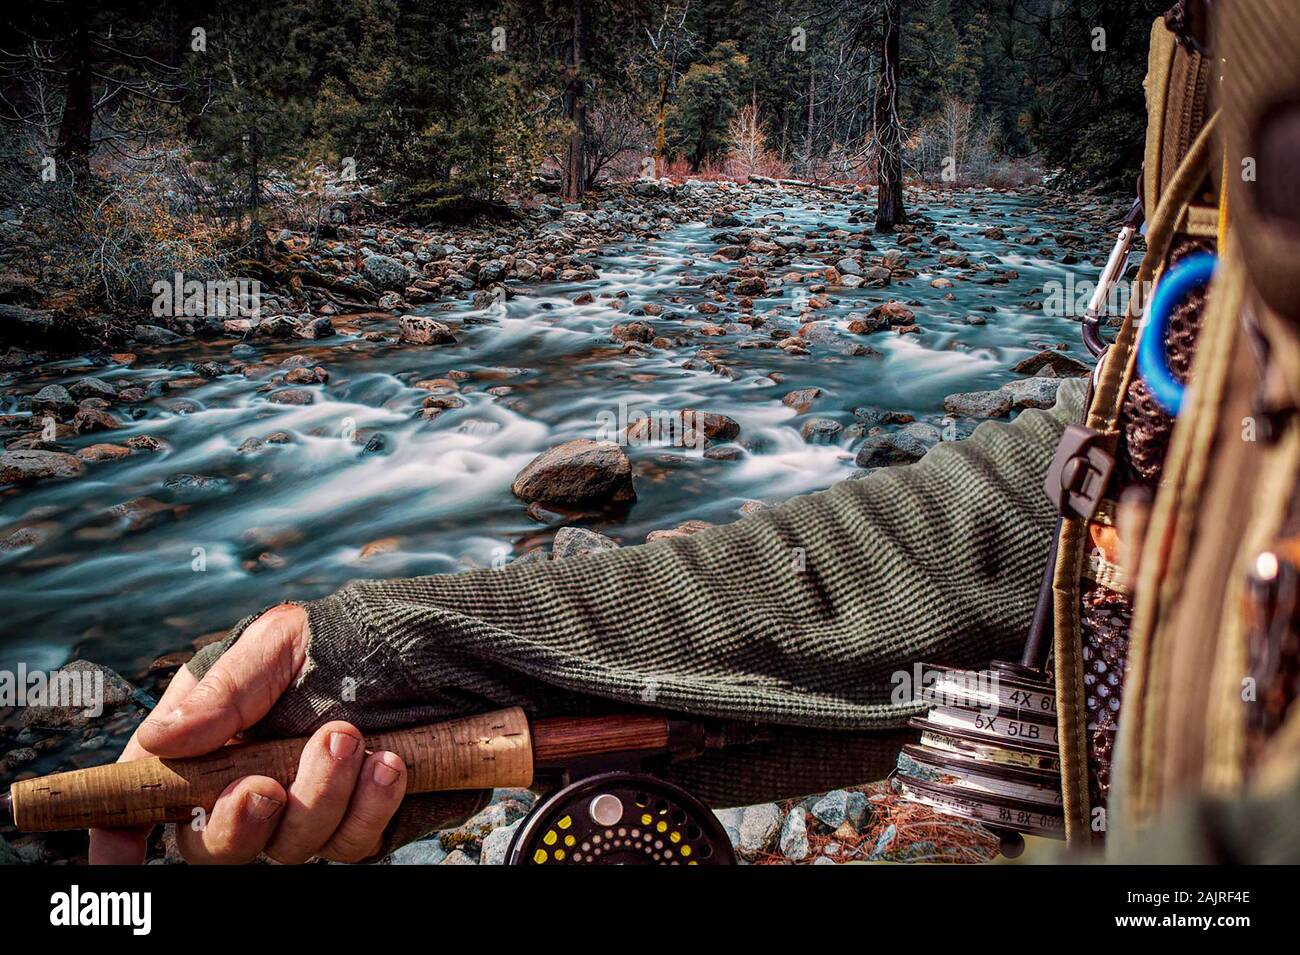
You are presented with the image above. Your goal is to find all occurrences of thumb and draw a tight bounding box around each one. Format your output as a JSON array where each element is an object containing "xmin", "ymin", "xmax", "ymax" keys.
[{"xmin": 138, "ymin": 604, "xmax": 308, "ymax": 757}]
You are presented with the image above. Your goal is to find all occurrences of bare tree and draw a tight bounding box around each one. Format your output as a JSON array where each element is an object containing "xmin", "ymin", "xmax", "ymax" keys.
[
  {"xmin": 584, "ymin": 86, "xmax": 650, "ymax": 187},
  {"xmin": 937, "ymin": 94, "xmax": 974, "ymax": 183},
  {"xmin": 727, "ymin": 96, "xmax": 766, "ymax": 177}
]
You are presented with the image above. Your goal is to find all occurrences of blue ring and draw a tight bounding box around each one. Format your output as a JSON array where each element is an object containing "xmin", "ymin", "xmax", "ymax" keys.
[{"xmin": 1137, "ymin": 252, "xmax": 1217, "ymax": 416}]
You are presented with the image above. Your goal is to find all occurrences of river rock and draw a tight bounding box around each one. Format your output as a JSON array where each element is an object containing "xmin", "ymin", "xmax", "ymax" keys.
[
  {"xmin": 73, "ymin": 408, "xmax": 121, "ymax": 433},
  {"xmin": 780, "ymin": 808, "xmax": 810, "ymax": 861},
  {"xmin": 1001, "ymin": 376, "xmax": 1064, "ymax": 410},
  {"xmin": 440, "ymin": 849, "xmax": 477, "ymax": 865},
  {"xmin": 867, "ymin": 300, "xmax": 916, "ymax": 326},
  {"xmin": 943, "ymin": 389, "xmax": 1012, "ymax": 418},
  {"xmin": 131, "ymin": 324, "xmax": 184, "ymax": 345},
  {"xmin": 736, "ymin": 803, "xmax": 782, "ymax": 855},
  {"xmin": 362, "ymin": 254, "xmax": 410, "ymax": 291},
  {"xmin": 645, "ymin": 519, "xmax": 712, "ymax": 542},
  {"xmin": 854, "ymin": 422, "xmax": 941, "ymax": 467},
  {"xmin": 31, "ymin": 384, "xmax": 75, "ymax": 418},
  {"xmin": 20, "ymin": 660, "xmax": 135, "ymax": 729},
  {"xmin": 800, "ymin": 417, "xmax": 842, "ymax": 443},
  {"xmin": 390, "ymin": 838, "xmax": 447, "ymax": 865},
  {"xmin": 551, "ymin": 526, "xmax": 620, "ymax": 560},
  {"xmin": 77, "ymin": 443, "xmax": 132, "ymax": 462},
  {"xmin": 480, "ymin": 819, "xmax": 522, "ymax": 866},
  {"xmin": 1013, "ymin": 349, "xmax": 1091, "ymax": 377},
  {"xmin": 683, "ymin": 409, "xmax": 741, "ymax": 442},
  {"xmin": 125, "ymin": 435, "xmax": 167, "ymax": 452},
  {"xmin": 267, "ymin": 388, "xmax": 314, "ymax": 405},
  {"xmin": 1, "ymin": 525, "xmax": 51, "ymax": 552},
  {"xmin": 612, "ymin": 321, "xmax": 654, "ymax": 344},
  {"xmin": 0, "ymin": 449, "xmax": 83, "ymax": 484},
  {"xmin": 69, "ymin": 377, "xmax": 118, "ymax": 401},
  {"xmin": 511, "ymin": 439, "xmax": 636, "ymax": 505},
  {"xmin": 297, "ymin": 316, "xmax": 334, "ymax": 339},
  {"xmin": 398, "ymin": 316, "xmax": 456, "ymax": 345},
  {"xmin": 781, "ymin": 387, "xmax": 822, "ymax": 413},
  {"xmin": 811, "ymin": 789, "xmax": 850, "ymax": 828}
]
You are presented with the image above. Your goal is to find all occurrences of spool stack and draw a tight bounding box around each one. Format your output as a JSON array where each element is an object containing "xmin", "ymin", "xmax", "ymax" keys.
[{"xmin": 896, "ymin": 660, "xmax": 1064, "ymax": 839}]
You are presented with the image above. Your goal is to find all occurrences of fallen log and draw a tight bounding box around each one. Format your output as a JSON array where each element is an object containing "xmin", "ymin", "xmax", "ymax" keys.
[{"xmin": 748, "ymin": 175, "xmax": 859, "ymax": 195}]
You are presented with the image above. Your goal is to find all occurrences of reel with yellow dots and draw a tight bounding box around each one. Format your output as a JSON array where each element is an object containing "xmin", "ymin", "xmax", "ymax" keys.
[{"xmin": 506, "ymin": 773, "xmax": 736, "ymax": 865}]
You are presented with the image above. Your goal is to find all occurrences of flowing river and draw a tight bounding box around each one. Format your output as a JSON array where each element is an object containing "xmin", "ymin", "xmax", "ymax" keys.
[{"xmin": 0, "ymin": 189, "xmax": 1112, "ymax": 682}]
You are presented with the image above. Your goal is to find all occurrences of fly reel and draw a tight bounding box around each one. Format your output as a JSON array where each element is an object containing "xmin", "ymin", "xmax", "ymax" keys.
[{"xmin": 506, "ymin": 772, "xmax": 736, "ymax": 865}]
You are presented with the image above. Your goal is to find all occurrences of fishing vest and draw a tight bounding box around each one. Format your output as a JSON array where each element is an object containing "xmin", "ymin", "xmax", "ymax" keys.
[{"xmin": 1048, "ymin": 1, "xmax": 1300, "ymax": 848}]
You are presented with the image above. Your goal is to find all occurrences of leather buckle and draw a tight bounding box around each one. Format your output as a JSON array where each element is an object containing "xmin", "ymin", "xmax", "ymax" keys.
[{"xmin": 1045, "ymin": 425, "xmax": 1116, "ymax": 522}]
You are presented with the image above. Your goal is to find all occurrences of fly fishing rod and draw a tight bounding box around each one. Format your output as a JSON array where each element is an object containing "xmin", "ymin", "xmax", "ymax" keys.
[{"xmin": 1, "ymin": 708, "xmax": 761, "ymax": 865}]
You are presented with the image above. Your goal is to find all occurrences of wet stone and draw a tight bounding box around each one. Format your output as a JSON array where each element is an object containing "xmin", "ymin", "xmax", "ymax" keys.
[
  {"xmin": 31, "ymin": 384, "xmax": 75, "ymax": 418},
  {"xmin": 800, "ymin": 417, "xmax": 843, "ymax": 443},
  {"xmin": 551, "ymin": 526, "xmax": 620, "ymax": 560},
  {"xmin": 0, "ymin": 449, "xmax": 83, "ymax": 484},
  {"xmin": 19, "ymin": 661, "xmax": 135, "ymax": 730},
  {"xmin": 781, "ymin": 388, "xmax": 823, "ymax": 413},
  {"xmin": 943, "ymin": 389, "xmax": 1012, "ymax": 419},
  {"xmin": 511, "ymin": 439, "xmax": 636, "ymax": 506}
]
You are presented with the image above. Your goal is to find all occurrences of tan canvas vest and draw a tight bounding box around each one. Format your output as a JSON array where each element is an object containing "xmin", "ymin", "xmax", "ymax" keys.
[{"xmin": 1050, "ymin": 2, "xmax": 1300, "ymax": 848}]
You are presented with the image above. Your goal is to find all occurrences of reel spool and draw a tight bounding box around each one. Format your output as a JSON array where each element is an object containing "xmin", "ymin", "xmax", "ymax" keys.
[
  {"xmin": 506, "ymin": 772, "xmax": 737, "ymax": 865},
  {"xmin": 899, "ymin": 661, "xmax": 1066, "ymax": 851}
]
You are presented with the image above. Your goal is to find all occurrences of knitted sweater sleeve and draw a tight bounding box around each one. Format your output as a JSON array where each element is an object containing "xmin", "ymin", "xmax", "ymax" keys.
[{"xmin": 195, "ymin": 379, "xmax": 1084, "ymax": 739}]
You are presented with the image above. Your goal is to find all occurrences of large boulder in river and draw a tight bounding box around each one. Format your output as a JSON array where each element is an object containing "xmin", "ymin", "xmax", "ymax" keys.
[
  {"xmin": 512, "ymin": 439, "xmax": 636, "ymax": 506},
  {"xmin": 0, "ymin": 449, "xmax": 84, "ymax": 485},
  {"xmin": 363, "ymin": 254, "xmax": 410, "ymax": 291},
  {"xmin": 398, "ymin": 316, "xmax": 456, "ymax": 345}
]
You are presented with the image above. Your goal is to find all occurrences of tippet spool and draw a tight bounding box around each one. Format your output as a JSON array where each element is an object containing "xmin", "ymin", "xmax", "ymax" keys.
[
  {"xmin": 897, "ymin": 775, "xmax": 1065, "ymax": 840},
  {"xmin": 898, "ymin": 660, "xmax": 1065, "ymax": 842},
  {"xmin": 506, "ymin": 772, "xmax": 736, "ymax": 865}
]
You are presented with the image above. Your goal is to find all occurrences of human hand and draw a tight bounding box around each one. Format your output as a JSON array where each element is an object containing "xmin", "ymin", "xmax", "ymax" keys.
[{"xmin": 88, "ymin": 604, "xmax": 408, "ymax": 864}]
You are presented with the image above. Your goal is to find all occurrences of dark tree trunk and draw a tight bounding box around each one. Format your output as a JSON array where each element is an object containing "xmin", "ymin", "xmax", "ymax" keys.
[
  {"xmin": 562, "ymin": 0, "xmax": 588, "ymax": 201},
  {"xmin": 56, "ymin": 24, "xmax": 94, "ymax": 178},
  {"xmin": 873, "ymin": 0, "xmax": 906, "ymax": 231},
  {"xmin": 247, "ymin": 127, "xmax": 266, "ymax": 261}
]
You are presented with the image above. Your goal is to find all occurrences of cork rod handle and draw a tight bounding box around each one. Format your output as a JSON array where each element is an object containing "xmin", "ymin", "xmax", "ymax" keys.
[{"xmin": 8, "ymin": 707, "xmax": 533, "ymax": 832}]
